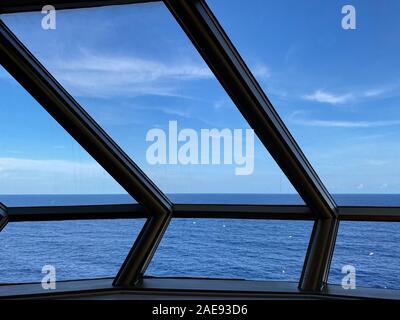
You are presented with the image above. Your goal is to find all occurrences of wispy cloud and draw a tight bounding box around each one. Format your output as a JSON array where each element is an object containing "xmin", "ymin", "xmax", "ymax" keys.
[
  {"xmin": 293, "ymin": 118, "xmax": 400, "ymax": 128},
  {"xmin": 58, "ymin": 53, "xmax": 212, "ymax": 80},
  {"xmin": 88, "ymin": 102, "xmax": 225, "ymax": 128},
  {"xmin": 86, "ymin": 103, "xmax": 195, "ymax": 127},
  {"xmin": 356, "ymin": 183, "xmax": 364, "ymax": 190},
  {"xmin": 0, "ymin": 157, "xmax": 100, "ymax": 174},
  {"xmin": 49, "ymin": 52, "xmax": 273, "ymax": 99},
  {"xmin": 0, "ymin": 157, "xmax": 124, "ymax": 193},
  {"xmin": 364, "ymin": 88, "xmax": 388, "ymax": 97},
  {"xmin": 213, "ymin": 98, "xmax": 233, "ymax": 110},
  {"xmin": 290, "ymin": 112, "xmax": 400, "ymax": 128},
  {"xmin": 49, "ymin": 51, "xmax": 213, "ymax": 98},
  {"xmin": 303, "ymin": 85, "xmax": 397, "ymax": 106},
  {"xmin": 145, "ymin": 105, "xmax": 225, "ymax": 128},
  {"xmin": 303, "ymin": 90, "xmax": 353, "ymax": 105},
  {"xmin": 133, "ymin": 105, "xmax": 193, "ymax": 119},
  {"xmin": 251, "ymin": 64, "xmax": 271, "ymax": 81},
  {"xmin": 366, "ymin": 159, "xmax": 390, "ymax": 166}
]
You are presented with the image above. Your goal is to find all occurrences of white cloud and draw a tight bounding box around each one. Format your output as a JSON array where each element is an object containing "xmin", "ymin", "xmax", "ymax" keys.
[
  {"xmin": 0, "ymin": 157, "xmax": 100, "ymax": 174},
  {"xmin": 295, "ymin": 119, "xmax": 400, "ymax": 128},
  {"xmin": 365, "ymin": 159, "xmax": 390, "ymax": 166},
  {"xmin": 363, "ymin": 88, "xmax": 388, "ymax": 97},
  {"xmin": 290, "ymin": 112, "xmax": 400, "ymax": 128},
  {"xmin": 251, "ymin": 64, "xmax": 271, "ymax": 81},
  {"xmin": 59, "ymin": 53, "xmax": 212, "ymax": 80},
  {"xmin": 49, "ymin": 52, "xmax": 273, "ymax": 99},
  {"xmin": 303, "ymin": 90, "xmax": 353, "ymax": 105},
  {"xmin": 141, "ymin": 105, "xmax": 192, "ymax": 119},
  {"xmin": 49, "ymin": 52, "xmax": 213, "ymax": 98},
  {"xmin": 0, "ymin": 157, "xmax": 123, "ymax": 194},
  {"xmin": 213, "ymin": 98, "xmax": 233, "ymax": 110},
  {"xmin": 303, "ymin": 85, "xmax": 397, "ymax": 106}
]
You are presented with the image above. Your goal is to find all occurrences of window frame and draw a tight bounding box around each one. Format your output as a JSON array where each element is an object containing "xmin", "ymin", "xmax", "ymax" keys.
[{"xmin": 0, "ymin": 0, "xmax": 399, "ymax": 299}]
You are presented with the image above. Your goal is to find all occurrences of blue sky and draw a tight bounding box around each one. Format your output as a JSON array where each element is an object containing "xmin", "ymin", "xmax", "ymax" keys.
[{"xmin": 0, "ymin": 0, "xmax": 399, "ymax": 196}]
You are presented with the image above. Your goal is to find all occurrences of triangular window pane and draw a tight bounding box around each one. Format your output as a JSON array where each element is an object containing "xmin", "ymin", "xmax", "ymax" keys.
[
  {"xmin": 0, "ymin": 65, "xmax": 134, "ymax": 206},
  {"xmin": 2, "ymin": 2, "xmax": 303, "ymax": 205}
]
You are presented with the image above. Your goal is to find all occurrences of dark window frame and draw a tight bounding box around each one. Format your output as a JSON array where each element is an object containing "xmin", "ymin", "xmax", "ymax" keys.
[{"xmin": 0, "ymin": 0, "xmax": 399, "ymax": 298}]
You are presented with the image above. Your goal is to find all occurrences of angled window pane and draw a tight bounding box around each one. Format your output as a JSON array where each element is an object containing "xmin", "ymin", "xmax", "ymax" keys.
[
  {"xmin": 2, "ymin": 3, "xmax": 304, "ymax": 205},
  {"xmin": 0, "ymin": 219, "xmax": 145, "ymax": 283},
  {"xmin": 0, "ymin": 66, "xmax": 134, "ymax": 206},
  {"xmin": 207, "ymin": 0, "xmax": 400, "ymax": 206},
  {"xmin": 146, "ymin": 219, "xmax": 312, "ymax": 281},
  {"xmin": 329, "ymin": 221, "xmax": 400, "ymax": 290},
  {"xmin": 0, "ymin": 66, "xmax": 133, "ymax": 206}
]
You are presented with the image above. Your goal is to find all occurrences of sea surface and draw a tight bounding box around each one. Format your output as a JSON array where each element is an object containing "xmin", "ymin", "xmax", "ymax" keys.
[{"xmin": 1, "ymin": 194, "xmax": 400, "ymax": 290}]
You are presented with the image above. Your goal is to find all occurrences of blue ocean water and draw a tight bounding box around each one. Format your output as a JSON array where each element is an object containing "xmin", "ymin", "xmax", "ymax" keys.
[
  {"xmin": 3, "ymin": 193, "xmax": 400, "ymax": 206},
  {"xmin": 0, "ymin": 194, "xmax": 399, "ymax": 290}
]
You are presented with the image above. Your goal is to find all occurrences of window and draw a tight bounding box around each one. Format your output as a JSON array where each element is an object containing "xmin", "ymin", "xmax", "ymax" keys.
[
  {"xmin": 207, "ymin": 0, "xmax": 400, "ymax": 205},
  {"xmin": 0, "ymin": 66, "xmax": 133, "ymax": 206},
  {"xmin": 330, "ymin": 221, "xmax": 400, "ymax": 289},
  {"xmin": 2, "ymin": 3, "xmax": 303, "ymax": 204},
  {"xmin": 147, "ymin": 219, "xmax": 312, "ymax": 281},
  {"xmin": 1, "ymin": 0, "xmax": 399, "ymax": 301},
  {"xmin": 0, "ymin": 219, "xmax": 145, "ymax": 283}
]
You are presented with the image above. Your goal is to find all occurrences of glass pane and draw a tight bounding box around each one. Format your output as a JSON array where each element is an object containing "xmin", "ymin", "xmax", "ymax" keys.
[
  {"xmin": 0, "ymin": 219, "xmax": 145, "ymax": 283},
  {"xmin": 2, "ymin": 3, "xmax": 303, "ymax": 205},
  {"xmin": 146, "ymin": 219, "xmax": 312, "ymax": 281},
  {"xmin": 330, "ymin": 221, "xmax": 400, "ymax": 290},
  {"xmin": 207, "ymin": 0, "xmax": 400, "ymax": 206},
  {"xmin": 0, "ymin": 65, "xmax": 133, "ymax": 206}
]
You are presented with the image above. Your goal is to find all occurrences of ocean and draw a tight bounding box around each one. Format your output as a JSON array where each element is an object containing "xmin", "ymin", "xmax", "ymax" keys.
[{"xmin": 0, "ymin": 194, "xmax": 399, "ymax": 290}]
